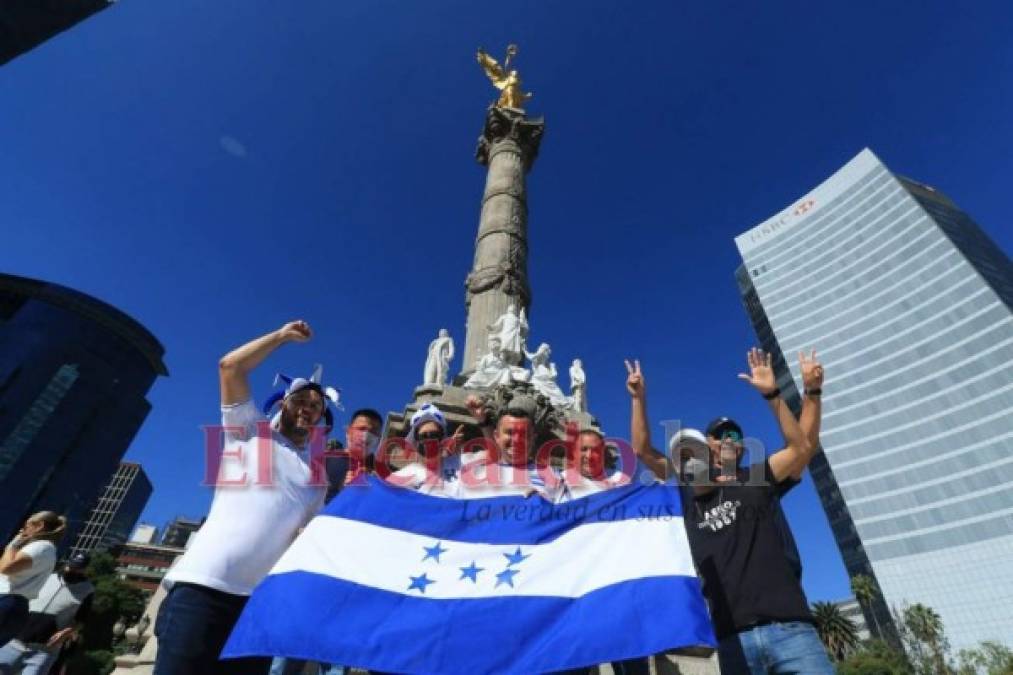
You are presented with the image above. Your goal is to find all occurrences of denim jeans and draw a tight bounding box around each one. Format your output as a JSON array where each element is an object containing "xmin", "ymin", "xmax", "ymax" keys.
[
  {"xmin": 0, "ymin": 641, "xmax": 58, "ymax": 675},
  {"xmin": 718, "ymin": 621, "xmax": 834, "ymax": 674},
  {"xmin": 154, "ymin": 583, "xmax": 271, "ymax": 675},
  {"xmin": 269, "ymin": 656, "xmax": 346, "ymax": 675}
]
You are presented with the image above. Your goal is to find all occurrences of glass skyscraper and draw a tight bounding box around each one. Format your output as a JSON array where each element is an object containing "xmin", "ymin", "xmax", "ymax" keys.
[
  {"xmin": 69, "ymin": 461, "xmax": 153, "ymax": 557},
  {"xmin": 0, "ymin": 273, "xmax": 167, "ymax": 556},
  {"xmin": 735, "ymin": 148, "xmax": 1013, "ymax": 650}
]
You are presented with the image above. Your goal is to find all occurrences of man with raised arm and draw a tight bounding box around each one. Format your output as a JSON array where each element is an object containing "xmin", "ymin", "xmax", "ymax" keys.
[
  {"xmin": 155, "ymin": 321, "xmax": 338, "ymax": 675},
  {"xmin": 627, "ymin": 349, "xmax": 833, "ymax": 674}
]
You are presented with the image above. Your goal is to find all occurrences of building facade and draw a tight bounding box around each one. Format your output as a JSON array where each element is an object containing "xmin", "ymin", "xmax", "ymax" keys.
[
  {"xmin": 0, "ymin": 273, "xmax": 167, "ymax": 554},
  {"xmin": 116, "ymin": 541, "xmax": 185, "ymax": 596},
  {"xmin": 834, "ymin": 598, "xmax": 871, "ymax": 643},
  {"xmin": 160, "ymin": 516, "xmax": 202, "ymax": 549},
  {"xmin": 130, "ymin": 523, "xmax": 159, "ymax": 544},
  {"xmin": 69, "ymin": 462, "xmax": 153, "ymax": 557},
  {"xmin": 735, "ymin": 148, "xmax": 1013, "ymax": 650}
]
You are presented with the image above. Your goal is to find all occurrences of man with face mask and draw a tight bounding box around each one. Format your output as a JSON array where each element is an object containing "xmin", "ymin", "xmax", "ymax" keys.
[{"xmin": 156, "ymin": 321, "xmax": 339, "ymax": 675}]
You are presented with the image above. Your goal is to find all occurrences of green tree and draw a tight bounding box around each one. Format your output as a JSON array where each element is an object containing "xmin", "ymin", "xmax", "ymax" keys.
[
  {"xmin": 852, "ymin": 574, "xmax": 884, "ymax": 638},
  {"xmin": 955, "ymin": 641, "xmax": 1013, "ymax": 675},
  {"xmin": 898, "ymin": 603, "xmax": 951, "ymax": 675},
  {"xmin": 838, "ymin": 639, "xmax": 913, "ymax": 675},
  {"xmin": 64, "ymin": 550, "xmax": 147, "ymax": 674},
  {"xmin": 812, "ymin": 601, "xmax": 861, "ymax": 661}
]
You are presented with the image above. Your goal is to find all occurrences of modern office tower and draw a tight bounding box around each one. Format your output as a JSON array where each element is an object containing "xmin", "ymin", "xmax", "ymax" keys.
[
  {"xmin": 0, "ymin": 273, "xmax": 167, "ymax": 553},
  {"xmin": 69, "ymin": 462, "xmax": 153, "ymax": 557},
  {"xmin": 1, "ymin": 0, "xmax": 113, "ymax": 66},
  {"xmin": 735, "ymin": 148, "xmax": 1013, "ymax": 650}
]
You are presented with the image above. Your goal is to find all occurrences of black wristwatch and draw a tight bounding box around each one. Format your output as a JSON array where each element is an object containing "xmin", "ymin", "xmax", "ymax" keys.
[
  {"xmin": 762, "ymin": 388, "xmax": 780, "ymax": 400},
  {"xmin": 805, "ymin": 388, "xmax": 822, "ymax": 397}
]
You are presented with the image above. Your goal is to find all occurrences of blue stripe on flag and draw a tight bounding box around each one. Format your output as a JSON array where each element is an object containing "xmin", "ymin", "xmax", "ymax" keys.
[
  {"xmin": 325, "ymin": 475, "xmax": 686, "ymax": 545},
  {"xmin": 223, "ymin": 570, "xmax": 715, "ymax": 673}
]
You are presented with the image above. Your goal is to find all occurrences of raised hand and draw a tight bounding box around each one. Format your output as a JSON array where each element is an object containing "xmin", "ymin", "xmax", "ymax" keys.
[
  {"xmin": 799, "ymin": 348, "xmax": 824, "ymax": 391},
  {"xmin": 278, "ymin": 320, "xmax": 313, "ymax": 343},
  {"xmin": 625, "ymin": 359, "xmax": 645, "ymax": 399},
  {"xmin": 464, "ymin": 394, "xmax": 490, "ymax": 425},
  {"xmin": 737, "ymin": 347, "xmax": 777, "ymax": 395}
]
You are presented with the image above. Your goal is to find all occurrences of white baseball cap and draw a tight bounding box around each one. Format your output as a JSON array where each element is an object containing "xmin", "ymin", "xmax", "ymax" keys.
[{"xmin": 668, "ymin": 428, "xmax": 708, "ymax": 455}]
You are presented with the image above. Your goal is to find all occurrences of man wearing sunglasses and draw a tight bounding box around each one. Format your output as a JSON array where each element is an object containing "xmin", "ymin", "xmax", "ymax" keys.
[
  {"xmin": 628, "ymin": 348, "xmax": 830, "ymax": 674},
  {"xmin": 691, "ymin": 348, "xmax": 830, "ymax": 674}
]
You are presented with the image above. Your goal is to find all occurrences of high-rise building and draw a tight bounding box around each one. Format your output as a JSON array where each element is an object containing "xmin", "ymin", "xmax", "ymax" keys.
[
  {"xmin": 130, "ymin": 523, "xmax": 159, "ymax": 544},
  {"xmin": 1, "ymin": 0, "xmax": 113, "ymax": 66},
  {"xmin": 0, "ymin": 273, "xmax": 167, "ymax": 553},
  {"xmin": 69, "ymin": 462, "xmax": 153, "ymax": 557},
  {"xmin": 160, "ymin": 516, "xmax": 202, "ymax": 549},
  {"xmin": 735, "ymin": 148, "xmax": 1013, "ymax": 650}
]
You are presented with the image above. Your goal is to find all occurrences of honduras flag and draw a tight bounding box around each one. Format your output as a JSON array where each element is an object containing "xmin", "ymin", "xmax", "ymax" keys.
[{"xmin": 223, "ymin": 475, "xmax": 715, "ymax": 673}]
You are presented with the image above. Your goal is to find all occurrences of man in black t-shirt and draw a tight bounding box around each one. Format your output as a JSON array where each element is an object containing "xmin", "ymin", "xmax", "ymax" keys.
[{"xmin": 627, "ymin": 349, "xmax": 833, "ymax": 674}]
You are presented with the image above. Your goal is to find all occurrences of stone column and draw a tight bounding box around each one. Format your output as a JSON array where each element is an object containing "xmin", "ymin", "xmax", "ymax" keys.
[{"xmin": 461, "ymin": 106, "xmax": 544, "ymax": 374}]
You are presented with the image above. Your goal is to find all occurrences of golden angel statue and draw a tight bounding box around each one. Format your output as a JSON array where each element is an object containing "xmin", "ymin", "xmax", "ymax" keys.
[{"xmin": 476, "ymin": 44, "xmax": 532, "ymax": 110}]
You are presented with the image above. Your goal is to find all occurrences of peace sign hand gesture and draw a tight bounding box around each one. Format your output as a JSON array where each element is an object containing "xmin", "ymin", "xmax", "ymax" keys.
[
  {"xmin": 799, "ymin": 348, "xmax": 824, "ymax": 391},
  {"xmin": 625, "ymin": 359, "xmax": 645, "ymax": 399},
  {"xmin": 737, "ymin": 347, "xmax": 777, "ymax": 396}
]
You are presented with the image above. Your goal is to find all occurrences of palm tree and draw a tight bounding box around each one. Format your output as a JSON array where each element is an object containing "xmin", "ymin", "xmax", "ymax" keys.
[
  {"xmin": 903, "ymin": 603, "xmax": 949, "ymax": 674},
  {"xmin": 851, "ymin": 574, "xmax": 883, "ymax": 638},
  {"xmin": 812, "ymin": 601, "xmax": 861, "ymax": 661}
]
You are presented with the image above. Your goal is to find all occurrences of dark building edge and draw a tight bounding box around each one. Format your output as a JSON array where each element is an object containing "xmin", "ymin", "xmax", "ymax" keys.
[
  {"xmin": 0, "ymin": 0, "xmax": 113, "ymax": 66},
  {"xmin": 0, "ymin": 273, "xmax": 168, "ymax": 376}
]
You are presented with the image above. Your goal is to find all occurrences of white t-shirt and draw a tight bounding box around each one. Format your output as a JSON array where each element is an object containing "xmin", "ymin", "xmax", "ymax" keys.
[
  {"xmin": 0, "ymin": 541, "xmax": 57, "ymax": 600},
  {"xmin": 164, "ymin": 399, "xmax": 327, "ymax": 596}
]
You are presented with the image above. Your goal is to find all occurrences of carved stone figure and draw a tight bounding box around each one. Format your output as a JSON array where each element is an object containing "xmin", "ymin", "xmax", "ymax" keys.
[
  {"xmin": 569, "ymin": 358, "xmax": 587, "ymax": 413},
  {"xmin": 423, "ymin": 329, "xmax": 455, "ymax": 385},
  {"xmin": 464, "ymin": 336, "xmax": 529, "ymax": 389},
  {"xmin": 525, "ymin": 342, "xmax": 571, "ymax": 409},
  {"xmin": 487, "ymin": 304, "xmax": 527, "ymax": 365}
]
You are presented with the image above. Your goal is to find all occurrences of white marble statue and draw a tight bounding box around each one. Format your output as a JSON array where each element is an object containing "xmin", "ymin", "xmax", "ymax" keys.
[
  {"xmin": 525, "ymin": 342, "xmax": 571, "ymax": 409},
  {"xmin": 464, "ymin": 336, "xmax": 529, "ymax": 388},
  {"xmin": 569, "ymin": 358, "xmax": 587, "ymax": 413},
  {"xmin": 423, "ymin": 328, "xmax": 455, "ymax": 385},
  {"xmin": 487, "ymin": 304, "xmax": 528, "ymax": 365}
]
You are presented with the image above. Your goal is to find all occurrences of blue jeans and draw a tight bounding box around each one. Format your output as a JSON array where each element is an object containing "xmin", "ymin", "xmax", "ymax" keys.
[
  {"xmin": 269, "ymin": 657, "xmax": 346, "ymax": 675},
  {"xmin": 154, "ymin": 583, "xmax": 271, "ymax": 675},
  {"xmin": 0, "ymin": 641, "xmax": 58, "ymax": 675},
  {"xmin": 718, "ymin": 621, "xmax": 834, "ymax": 674}
]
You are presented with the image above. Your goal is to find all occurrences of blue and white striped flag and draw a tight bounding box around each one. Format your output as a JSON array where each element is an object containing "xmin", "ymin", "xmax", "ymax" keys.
[{"xmin": 223, "ymin": 475, "xmax": 715, "ymax": 673}]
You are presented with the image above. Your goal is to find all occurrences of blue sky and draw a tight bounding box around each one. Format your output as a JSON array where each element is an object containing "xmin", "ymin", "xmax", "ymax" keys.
[{"xmin": 2, "ymin": 1, "xmax": 1011, "ymax": 604}]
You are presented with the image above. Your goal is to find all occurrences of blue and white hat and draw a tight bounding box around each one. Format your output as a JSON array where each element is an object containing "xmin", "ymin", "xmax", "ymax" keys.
[
  {"xmin": 262, "ymin": 364, "xmax": 342, "ymax": 431},
  {"xmin": 406, "ymin": 403, "xmax": 447, "ymax": 445}
]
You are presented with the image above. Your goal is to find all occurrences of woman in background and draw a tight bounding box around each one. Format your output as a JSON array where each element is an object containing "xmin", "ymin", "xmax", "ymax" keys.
[{"xmin": 0, "ymin": 512, "xmax": 66, "ymax": 647}]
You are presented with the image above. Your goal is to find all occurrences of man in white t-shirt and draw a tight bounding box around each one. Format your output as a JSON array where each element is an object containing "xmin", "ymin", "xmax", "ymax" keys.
[{"xmin": 155, "ymin": 321, "xmax": 339, "ymax": 675}]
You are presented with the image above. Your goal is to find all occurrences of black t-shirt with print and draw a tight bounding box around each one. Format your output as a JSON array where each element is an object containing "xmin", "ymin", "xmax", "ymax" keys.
[{"xmin": 684, "ymin": 460, "xmax": 812, "ymax": 640}]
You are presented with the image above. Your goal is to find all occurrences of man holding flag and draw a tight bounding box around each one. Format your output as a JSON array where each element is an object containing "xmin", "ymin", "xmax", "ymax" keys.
[{"xmin": 222, "ymin": 381, "xmax": 716, "ymax": 673}]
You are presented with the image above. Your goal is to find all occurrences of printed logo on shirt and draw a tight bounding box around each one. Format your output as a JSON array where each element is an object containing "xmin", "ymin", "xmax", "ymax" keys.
[{"xmin": 698, "ymin": 500, "xmax": 742, "ymax": 532}]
